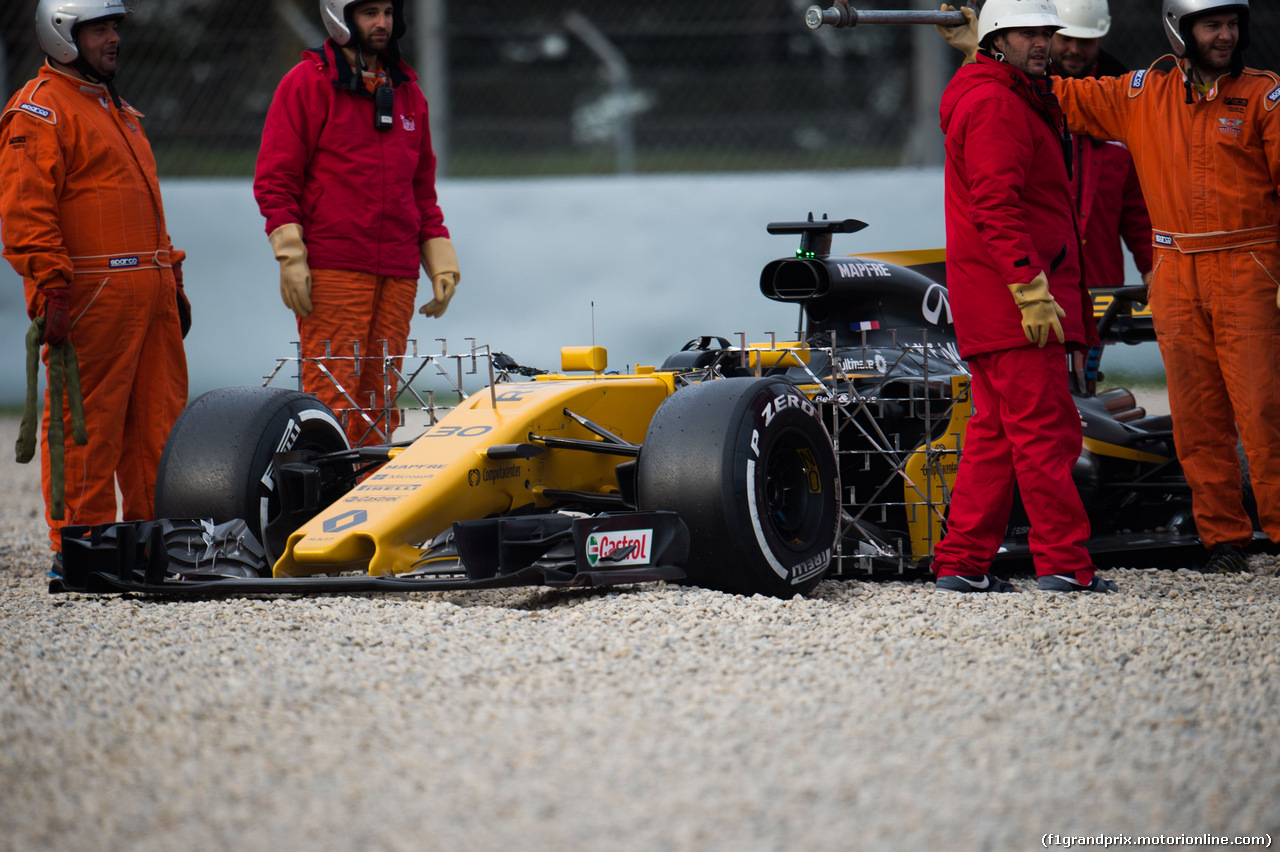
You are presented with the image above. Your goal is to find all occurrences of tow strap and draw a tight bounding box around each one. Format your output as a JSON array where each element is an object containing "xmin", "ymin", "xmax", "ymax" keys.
[{"xmin": 16, "ymin": 316, "xmax": 87, "ymax": 519}]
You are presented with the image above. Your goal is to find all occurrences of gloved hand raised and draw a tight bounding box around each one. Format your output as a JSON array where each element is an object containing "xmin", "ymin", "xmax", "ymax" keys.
[
  {"xmin": 1007, "ymin": 272, "xmax": 1066, "ymax": 348},
  {"xmin": 268, "ymin": 222, "xmax": 313, "ymax": 319},
  {"xmin": 39, "ymin": 285, "xmax": 71, "ymax": 347},
  {"xmin": 936, "ymin": 4, "xmax": 978, "ymax": 65},
  {"xmin": 419, "ymin": 237, "xmax": 460, "ymax": 319}
]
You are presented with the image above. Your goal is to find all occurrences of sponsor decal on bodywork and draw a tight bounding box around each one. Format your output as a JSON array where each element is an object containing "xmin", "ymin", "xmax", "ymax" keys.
[
  {"xmin": 922, "ymin": 282, "xmax": 952, "ymax": 326},
  {"xmin": 585, "ymin": 529, "xmax": 652, "ymax": 566},
  {"xmin": 839, "ymin": 354, "xmax": 889, "ymax": 374},
  {"xmin": 468, "ymin": 464, "xmax": 522, "ymax": 486},
  {"xmin": 835, "ymin": 261, "xmax": 892, "ymax": 279},
  {"xmin": 322, "ymin": 509, "xmax": 367, "ymax": 533}
]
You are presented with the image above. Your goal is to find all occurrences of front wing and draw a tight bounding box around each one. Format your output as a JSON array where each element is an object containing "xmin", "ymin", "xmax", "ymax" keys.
[{"xmin": 50, "ymin": 511, "xmax": 689, "ymax": 596}]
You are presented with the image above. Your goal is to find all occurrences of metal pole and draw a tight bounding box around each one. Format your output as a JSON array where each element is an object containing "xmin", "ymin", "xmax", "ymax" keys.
[
  {"xmin": 415, "ymin": 0, "xmax": 450, "ymax": 177},
  {"xmin": 900, "ymin": 0, "xmax": 947, "ymax": 166},
  {"xmin": 805, "ymin": 5, "xmax": 968, "ymax": 30},
  {"xmin": 564, "ymin": 11, "xmax": 636, "ymax": 175}
]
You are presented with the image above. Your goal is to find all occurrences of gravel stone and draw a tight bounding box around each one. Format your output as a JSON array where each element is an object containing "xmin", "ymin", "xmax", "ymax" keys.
[{"xmin": 2, "ymin": 416, "xmax": 1278, "ymax": 852}]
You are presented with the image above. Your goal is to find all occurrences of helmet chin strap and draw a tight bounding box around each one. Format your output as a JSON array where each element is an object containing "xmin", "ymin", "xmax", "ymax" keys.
[
  {"xmin": 72, "ymin": 57, "xmax": 122, "ymax": 109},
  {"xmin": 350, "ymin": 42, "xmax": 367, "ymax": 92}
]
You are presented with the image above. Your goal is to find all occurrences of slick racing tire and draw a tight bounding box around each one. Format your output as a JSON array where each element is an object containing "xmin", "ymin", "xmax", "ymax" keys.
[
  {"xmin": 155, "ymin": 387, "xmax": 351, "ymax": 569},
  {"xmin": 637, "ymin": 377, "xmax": 839, "ymax": 597}
]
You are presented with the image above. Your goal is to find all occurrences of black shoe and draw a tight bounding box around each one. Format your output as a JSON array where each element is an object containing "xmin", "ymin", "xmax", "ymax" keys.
[
  {"xmin": 1037, "ymin": 574, "xmax": 1118, "ymax": 593},
  {"xmin": 936, "ymin": 573, "xmax": 1016, "ymax": 593},
  {"xmin": 1198, "ymin": 544, "xmax": 1250, "ymax": 574},
  {"xmin": 48, "ymin": 553, "xmax": 64, "ymax": 579}
]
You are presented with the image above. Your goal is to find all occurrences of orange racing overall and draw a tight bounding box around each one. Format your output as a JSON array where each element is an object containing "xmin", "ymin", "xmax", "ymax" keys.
[
  {"xmin": 1055, "ymin": 58, "xmax": 1280, "ymax": 550},
  {"xmin": 0, "ymin": 63, "xmax": 188, "ymax": 552}
]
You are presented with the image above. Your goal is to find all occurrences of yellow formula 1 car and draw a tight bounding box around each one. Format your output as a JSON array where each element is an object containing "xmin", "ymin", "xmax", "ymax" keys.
[{"xmin": 54, "ymin": 216, "xmax": 1213, "ymax": 598}]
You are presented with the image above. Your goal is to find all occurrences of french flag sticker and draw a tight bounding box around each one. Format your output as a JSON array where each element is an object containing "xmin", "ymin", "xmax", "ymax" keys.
[{"xmin": 850, "ymin": 321, "xmax": 881, "ymax": 332}]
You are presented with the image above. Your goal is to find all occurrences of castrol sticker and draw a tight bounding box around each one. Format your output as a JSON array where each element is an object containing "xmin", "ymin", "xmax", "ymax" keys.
[{"xmin": 585, "ymin": 529, "xmax": 652, "ymax": 566}]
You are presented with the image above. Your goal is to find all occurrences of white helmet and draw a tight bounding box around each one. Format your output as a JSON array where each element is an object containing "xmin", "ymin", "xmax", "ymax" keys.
[
  {"xmin": 978, "ymin": 0, "xmax": 1067, "ymax": 46},
  {"xmin": 36, "ymin": 0, "xmax": 136, "ymax": 64},
  {"xmin": 1162, "ymin": 0, "xmax": 1249, "ymax": 58},
  {"xmin": 1055, "ymin": 0, "xmax": 1111, "ymax": 38},
  {"xmin": 320, "ymin": 0, "xmax": 405, "ymax": 47}
]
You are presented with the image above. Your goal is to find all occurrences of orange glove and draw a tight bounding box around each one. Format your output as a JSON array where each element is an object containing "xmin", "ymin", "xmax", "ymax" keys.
[
  {"xmin": 936, "ymin": 4, "xmax": 978, "ymax": 65},
  {"xmin": 39, "ymin": 286, "xmax": 71, "ymax": 346},
  {"xmin": 1007, "ymin": 272, "xmax": 1066, "ymax": 348},
  {"xmin": 419, "ymin": 237, "xmax": 460, "ymax": 319},
  {"xmin": 269, "ymin": 223, "xmax": 313, "ymax": 318}
]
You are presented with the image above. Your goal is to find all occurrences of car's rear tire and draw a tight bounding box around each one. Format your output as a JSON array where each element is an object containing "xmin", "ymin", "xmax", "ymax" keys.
[
  {"xmin": 637, "ymin": 377, "xmax": 839, "ymax": 597},
  {"xmin": 155, "ymin": 387, "xmax": 351, "ymax": 567}
]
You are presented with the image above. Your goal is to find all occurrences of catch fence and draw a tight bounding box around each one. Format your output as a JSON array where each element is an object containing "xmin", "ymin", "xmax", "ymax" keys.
[{"xmin": 1, "ymin": 0, "xmax": 1277, "ymax": 178}]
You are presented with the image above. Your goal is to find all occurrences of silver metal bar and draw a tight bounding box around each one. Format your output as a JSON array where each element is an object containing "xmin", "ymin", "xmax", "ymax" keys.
[{"xmin": 805, "ymin": 5, "xmax": 967, "ymax": 30}]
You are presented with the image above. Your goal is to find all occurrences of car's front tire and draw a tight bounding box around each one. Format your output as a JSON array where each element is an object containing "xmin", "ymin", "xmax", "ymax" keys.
[
  {"xmin": 155, "ymin": 387, "xmax": 351, "ymax": 567},
  {"xmin": 637, "ymin": 377, "xmax": 839, "ymax": 597}
]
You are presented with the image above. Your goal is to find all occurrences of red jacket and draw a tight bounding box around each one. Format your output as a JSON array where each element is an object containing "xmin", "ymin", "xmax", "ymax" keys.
[
  {"xmin": 254, "ymin": 41, "xmax": 448, "ymax": 279},
  {"xmin": 1073, "ymin": 134, "xmax": 1152, "ymax": 288},
  {"xmin": 1058, "ymin": 51, "xmax": 1152, "ymax": 289},
  {"xmin": 940, "ymin": 55, "xmax": 1098, "ymax": 359}
]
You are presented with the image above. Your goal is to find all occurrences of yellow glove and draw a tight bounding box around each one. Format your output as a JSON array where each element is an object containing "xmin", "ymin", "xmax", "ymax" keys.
[
  {"xmin": 419, "ymin": 237, "xmax": 460, "ymax": 319},
  {"xmin": 936, "ymin": 4, "xmax": 979, "ymax": 65},
  {"xmin": 1008, "ymin": 272, "xmax": 1066, "ymax": 348},
  {"xmin": 268, "ymin": 223, "xmax": 313, "ymax": 319}
]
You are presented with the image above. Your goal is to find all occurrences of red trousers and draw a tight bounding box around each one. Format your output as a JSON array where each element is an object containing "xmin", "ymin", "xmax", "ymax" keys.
[
  {"xmin": 298, "ymin": 269, "xmax": 417, "ymax": 447},
  {"xmin": 1150, "ymin": 243, "xmax": 1280, "ymax": 549},
  {"xmin": 34, "ymin": 268, "xmax": 188, "ymax": 551},
  {"xmin": 932, "ymin": 344, "xmax": 1096, "ymax": 582}
]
